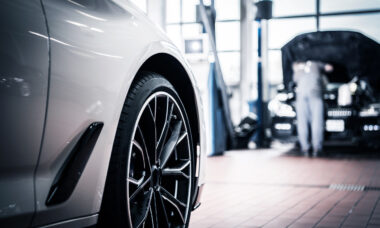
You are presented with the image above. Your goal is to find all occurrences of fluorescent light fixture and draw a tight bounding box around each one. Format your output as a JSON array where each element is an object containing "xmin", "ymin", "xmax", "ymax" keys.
[
  {"xmin": 274, "ymin": 123, "xmax": 292, "ymax": 131},
  {"xmin": 184, "ymin": 39, "xmax": 204, "ymax": 54}
]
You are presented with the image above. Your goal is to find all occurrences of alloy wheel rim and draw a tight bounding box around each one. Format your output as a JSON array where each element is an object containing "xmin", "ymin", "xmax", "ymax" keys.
[{"xmin": 126, "ymin": 91, "xmax": 192, "ymax": 228}]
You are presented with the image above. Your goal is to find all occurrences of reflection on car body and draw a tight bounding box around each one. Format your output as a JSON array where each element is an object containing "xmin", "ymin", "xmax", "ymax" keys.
[{"xmin": 0, "ymin": 0, "xmax": 206, "ymax": 227}]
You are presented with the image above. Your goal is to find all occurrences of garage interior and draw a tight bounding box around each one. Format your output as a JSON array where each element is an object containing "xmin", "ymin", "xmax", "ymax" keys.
[
  {"xmin": 1, "ymin": 0, "xmax": 380, "ymax": 227},
  {"xmin": 129, "ymin": 0, "xmax": 380, "ymax": 227},
  {"xmin": 190, "ymin": 147, "xmax": 380, "ymax": 228}
]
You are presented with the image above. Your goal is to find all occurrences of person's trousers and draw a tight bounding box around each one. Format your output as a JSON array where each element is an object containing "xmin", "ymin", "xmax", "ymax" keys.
[{"xmin": 296, "ymin": 94, "xmax": 324, "ymax": 153}]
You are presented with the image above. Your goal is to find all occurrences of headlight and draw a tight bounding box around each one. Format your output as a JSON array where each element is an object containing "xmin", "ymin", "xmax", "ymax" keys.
[
  {"xmin": 268, "ymin": 100, "xmax": 296, "ymax": 118},
  {"xmin": 349, "ymin": 82, "xmax": 358, "ymax": 93},
  {"xmin": 359, "ymin": 107, "xmax": 379, "ymax": 117}
]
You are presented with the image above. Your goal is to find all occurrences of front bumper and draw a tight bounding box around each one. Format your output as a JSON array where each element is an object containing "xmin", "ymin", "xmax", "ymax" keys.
[
  {"xmin": 271, "ymin": 116, "xmax": 297, "ymax": 142},
  {"xmin": 192, "ymin": 183, "xmax": 204, "ymax": 210},
  {"xmin": 271, "ymin": 116, "xmax": 380, "ymax": 142}
]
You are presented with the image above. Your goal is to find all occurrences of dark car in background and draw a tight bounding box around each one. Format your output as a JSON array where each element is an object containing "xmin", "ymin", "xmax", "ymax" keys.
[{"xmin": 269, "ymin": 31, "xmax": 380, "ymax": 148}]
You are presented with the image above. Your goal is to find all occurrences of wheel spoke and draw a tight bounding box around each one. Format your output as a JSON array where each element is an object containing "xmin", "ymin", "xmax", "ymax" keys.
[
  {"xmin": 160, "ymin": 120, "xmax": 182, "ymax": 168},
  {"xmin": 160, "ymin": 187, "xmax": 186, "ymax": 209},
  {"xmin": 153, "ymin": 96, "xmax": 157, "ymax": 159},
  {"xmin": 129, "ymin": 176, "xmax": 151, "ymax": 201},
  {"xmin": 155, "ymin": 190, "xmax": 170, "ymax": 227},
  {"xmin": 162, "ymin": 160, "xmax": 190, "ymax": 179},
  {"xmin": 176, "ymin": 132, "xmax": 187, "ymax": 146},
  {"xmin": 151, "ymin": 193, "xmax": 159, "ymax": 228},
  {"xmin": 160, "ymin": 187, "xmax": 186, "ymax": 225},
  {"xmin": 132, "ymin": 140, "xmax": 146, "ymax": 169},
  {"xmin": 161, "ymin": 193, "xmax": 186, "ymax": 225},
  {"xmin": 153, "ymin": 96, "xmax": 157, "ymax": 121},
  {"xmin": 148, "ymin": 205, "xmax": 154, "ymax": 228},
  {"xmin": 147, "ymin": 96, "xmax": 157, "ymax": 163},
  {"xmin": 136, "ymin": 104, "xmax": 156, "ymax": 165},
  {"xmin": 131, "ymin": 188, "xmax": 153, "ymax": 228},
  {"xmin": 148, "ymin": 103, "xmax": 155, "ymax": 122},
  {"xmin": 128, "ymin": 176, "xmax": 145, "ymax": 186},
  {"xmin": 137, "ymin": 127, "xmax": 153, "ymax": 168},
  {"xmin": 156, "ymin": 102, "xmax": 174, "ymax": 159}
]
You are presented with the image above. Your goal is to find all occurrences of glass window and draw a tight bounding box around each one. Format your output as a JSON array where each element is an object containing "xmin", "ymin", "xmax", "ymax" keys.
[
  {"xmin": 182, "ymin": 0, "xmax": 199, "ymax": 22},
  {"xmin": 130, "ymin": 0, "xmax": 147, "ymax": 12},
  {"xmin": 320, "ymin": 14, "xmax": 380, "ymax": 43},
  {"xmin": 251, "ymin": 53, "xmax": 258, "ymax": 79},
  {"xmin": 218, "ymin": 52, "xmax": 240, "ymax": 86},
  {"xmin": 268, "ymin": 50, "xmax": 283, "ymax": 85},
  {"xmin": 272, "ymin": 0, "xmax": 316, "ymax": 17},
  {"xmin": 166, "ymin": 0, "xmax": 181, "ymax": 23},
  {"xmin": 182, "ymin": 23, "xmax": 202, "ymax": 38},
  {"xmin": 251, "ymin": 21, "xmax": 260, "ymax": 51},
  {"xmin": 166, "ymin": 25, "xmax": 182, "ymax": 49},
  {"xmin": 215, "ymin": 0, "xmax": 240, "ymax": 20},
  {"xmin": 321, "ymin": 0, "xmax": 380, "ymax": 13},
  {"xmin": 268, "ymin": 18, "xmax": 316, "ymax": 49},
  {"xmin": 216, "ymin": 21, "xmax": 240, "ymax": 51},
  {"xmin": 249, "ymin": 53, "xmax": 259, "ymax": 100}
]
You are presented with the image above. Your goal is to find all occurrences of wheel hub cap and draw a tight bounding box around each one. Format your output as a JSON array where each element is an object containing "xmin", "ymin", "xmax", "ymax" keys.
[{"xmin": 151, "ymin": 165, "xmax": 162, "ymax": 189}]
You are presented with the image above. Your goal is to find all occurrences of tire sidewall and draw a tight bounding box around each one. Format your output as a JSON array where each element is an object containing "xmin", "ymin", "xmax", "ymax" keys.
[{"xmin": 115, "ymin": 73, "xmax": 194, "ymax": 227}]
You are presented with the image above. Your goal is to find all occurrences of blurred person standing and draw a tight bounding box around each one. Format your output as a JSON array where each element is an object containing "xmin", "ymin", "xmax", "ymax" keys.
[{"xmin": 293, "ymin": 61, "xmax": 333, "ymax": 156}]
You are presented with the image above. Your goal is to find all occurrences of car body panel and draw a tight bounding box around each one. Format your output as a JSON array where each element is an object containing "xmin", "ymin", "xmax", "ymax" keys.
[
  {"xmin": 32, "ymin": 0, "xmax": 206, "ymax": 226},
  {"xmin": 0, "ymin": 0, "xmax": 49, "ymax": 226},
  {"xmin": 39, "ymin": 214, "xmax": 98, "ymax": 228}
]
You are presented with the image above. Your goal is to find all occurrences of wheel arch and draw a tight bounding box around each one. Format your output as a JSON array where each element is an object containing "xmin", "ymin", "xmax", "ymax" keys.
[{"xmin": 134, "ymin": 53, "xmax": 200, "ymax": 154}]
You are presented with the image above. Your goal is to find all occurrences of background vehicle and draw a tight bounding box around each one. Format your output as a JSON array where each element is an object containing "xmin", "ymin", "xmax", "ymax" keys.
[
  {"xmin": 0, "ymin": 0, "xmax": 206, "ymax": 227},
  {"xmin": 269, "ymin": 31, "xmax": 380, "ymax": 148}
]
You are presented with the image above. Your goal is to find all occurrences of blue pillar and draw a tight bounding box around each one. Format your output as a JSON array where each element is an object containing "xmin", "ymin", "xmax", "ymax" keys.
[
  {"xmin": 252, "ymin": 20, "xmax": 265, "ymax": 147},
  {"xmin": 208, "ymin": 62, "xmax": 226, "ymax": 155}
]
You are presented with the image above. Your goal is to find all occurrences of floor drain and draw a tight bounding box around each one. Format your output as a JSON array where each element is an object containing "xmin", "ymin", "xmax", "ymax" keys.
[
  {"xmin": 329, "ymin": 184, "xmax": 365, "ymax": 191},
  {"xmin": 209, "ymin": 181, "xmax": 380, "ymax": 191},
  {"xmin": 364, "ymin": 186, "xmax": 380, "ymax": 191}
]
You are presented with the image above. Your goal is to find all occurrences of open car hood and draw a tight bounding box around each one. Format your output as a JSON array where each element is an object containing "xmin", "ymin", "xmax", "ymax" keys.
[{"xmin": 281, "ymin": 31, "xmax": 380, "ymax": 91}]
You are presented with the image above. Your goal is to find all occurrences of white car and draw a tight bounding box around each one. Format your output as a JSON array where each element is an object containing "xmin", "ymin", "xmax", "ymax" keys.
[{"xmin": 0, "ymin": 0, "xmax": 206, "ymax": 227}]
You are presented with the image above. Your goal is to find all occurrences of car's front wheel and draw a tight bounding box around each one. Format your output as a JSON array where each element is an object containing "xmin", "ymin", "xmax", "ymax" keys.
[{"xmin": 99, "ymin": 72, "xmax": 194, "ymax": 228}]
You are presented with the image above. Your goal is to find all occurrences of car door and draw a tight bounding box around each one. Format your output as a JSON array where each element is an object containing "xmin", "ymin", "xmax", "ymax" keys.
[{"xmin": 0, "ymin": 0, "xmax": 49, "ymax": 227}]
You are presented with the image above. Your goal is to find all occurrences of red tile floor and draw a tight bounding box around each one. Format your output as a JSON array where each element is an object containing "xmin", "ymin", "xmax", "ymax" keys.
[{"xmin": 190, "ymin": 144, "xmax": 380, "ymax": 228}]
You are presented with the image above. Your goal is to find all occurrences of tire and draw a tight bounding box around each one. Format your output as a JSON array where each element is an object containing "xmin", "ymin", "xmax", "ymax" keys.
[{"xmin": 98, "ymin": 72, "xmax": 194, "ymax": 228}]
